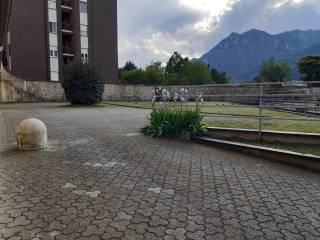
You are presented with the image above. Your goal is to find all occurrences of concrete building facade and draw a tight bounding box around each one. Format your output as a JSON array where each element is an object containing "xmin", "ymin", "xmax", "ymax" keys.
[
  {"xmin": 0, "ymin": 0, "xmax": 12, "ymax": 55},
  {"xmin": 3, "ymin": 0, "xmax": 118, "ymax": 83}
]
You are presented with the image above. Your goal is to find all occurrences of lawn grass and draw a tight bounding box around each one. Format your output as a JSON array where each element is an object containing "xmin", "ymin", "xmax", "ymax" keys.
[
  {"xmin": 104, "ymin": 101, "xmax": 320, "ymax": 133},
  {"xmin": 205, "ymin": 118, "xmax": 320, "ymax": 133}
]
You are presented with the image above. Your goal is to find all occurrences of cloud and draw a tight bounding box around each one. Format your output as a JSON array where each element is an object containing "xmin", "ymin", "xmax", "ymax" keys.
[{"xmin": 118, "ymin": 0, "xmax": 320, "ymax": 67}]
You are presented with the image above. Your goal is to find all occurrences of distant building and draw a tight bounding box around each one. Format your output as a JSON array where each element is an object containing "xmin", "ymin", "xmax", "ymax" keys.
[{"xmin": 3, "ymin": 0, "xmax": 118, "ymax": 83}]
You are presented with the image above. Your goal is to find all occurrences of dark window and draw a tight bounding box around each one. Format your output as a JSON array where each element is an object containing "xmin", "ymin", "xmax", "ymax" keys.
[
  {"xmin": 50, "ymin": 48, "xmax": 58, "ymax": 57},
  {"xmin": 81, "ymin": 53, "xmax": 88, "ymax": 60},
  {"xmin": 49, "ymin": 22, "xmax": 57, "ymax": 33}
]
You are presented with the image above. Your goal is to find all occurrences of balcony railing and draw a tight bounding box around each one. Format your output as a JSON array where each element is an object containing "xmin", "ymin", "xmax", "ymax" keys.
[
  {"xmin": 63, "ymin": 47, "xmax": 74, "ymax": 55},
  {"xmin": 61, "ymin": 23, "xmax": 73, "ymax": 32},
  {"xmin": 61, "ymin": 0, "xmax": 73, "ymax": 8}
]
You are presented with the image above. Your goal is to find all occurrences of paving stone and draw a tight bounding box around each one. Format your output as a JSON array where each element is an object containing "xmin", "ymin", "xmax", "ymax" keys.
[
  {"xmin": 166, "ymin": 228, "xmax": 186, "ymax": 240},
  {"xmin": 0, "ymin": 103, "xmax": 320, "ymax": 239}
]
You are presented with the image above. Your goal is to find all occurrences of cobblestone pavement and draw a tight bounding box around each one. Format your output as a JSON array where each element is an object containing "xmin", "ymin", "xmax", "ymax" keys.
[{"xmin": 0, "ymin": 103, "xmax": 320, "ymax": 240}]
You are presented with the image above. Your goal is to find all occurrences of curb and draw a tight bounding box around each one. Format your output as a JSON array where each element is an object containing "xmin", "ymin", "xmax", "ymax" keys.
[
  {"xmin": 194, "ymin": 136, "xmax": 320, "ymax": 172},
  {"xmin": 207, "ymin": 127, "xmax": 320, "ymax": 145},
  {"xmin": 104, "ymin": 102, "xmax": 152, "ymax": 110}
]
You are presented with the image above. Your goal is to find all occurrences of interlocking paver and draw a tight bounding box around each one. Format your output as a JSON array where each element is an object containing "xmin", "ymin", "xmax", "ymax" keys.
[{"xmin": 1, "ymin": 103, "xmax": 320, "ymax": 239}]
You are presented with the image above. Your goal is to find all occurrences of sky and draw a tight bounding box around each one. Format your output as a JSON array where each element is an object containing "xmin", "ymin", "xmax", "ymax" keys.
[{"xmin": 118, "ymin": 0, "xmax": 320, "ymax": 67}]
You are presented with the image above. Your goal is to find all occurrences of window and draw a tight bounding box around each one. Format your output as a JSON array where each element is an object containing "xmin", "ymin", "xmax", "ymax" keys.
[
  {"xmin": 50, "ymin": 47, "xmax": 58, "ymax": 57},
  {"xmin": 81, "ymin": 53, "xmax": 88, "ymax": 60},
  {"xmin": 50, "ymin": 50, "xmax": 58, "ymax": 57},
  {"xmin": 48, "ymin": 0, "xmax": 56, "ymax": 9},
  {"xmin": 80, "ymin": 25, "xmax": 87, "ymax": 36},
  {"xmin": 49, "ymin": 22, "xmax": 57, "ymax": 33},
  {"xmin": 80, "ymin": 1, "xmax": 87, "ymax": 12},
  {"xmin": 51, "ymin": 71, "xmax": 59, "ymax": 81}
]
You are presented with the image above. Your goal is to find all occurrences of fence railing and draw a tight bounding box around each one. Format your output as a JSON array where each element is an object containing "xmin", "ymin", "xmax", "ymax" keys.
[
  {"xmin": 151, "ymin": 81, "xmax": 320, "ymax": 137},
  {"xmin": 62, "ymin": 46, "xmax": 74, "ymax": 55}
]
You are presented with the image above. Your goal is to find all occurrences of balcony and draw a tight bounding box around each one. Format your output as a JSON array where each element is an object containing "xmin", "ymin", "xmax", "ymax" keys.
[
  {"xmin": 61, "ymin": 23, "xmax": 74, "ymax": 34},
  {"xmin": 61, "ymin": 0, "xmax": 73, "ymax": 11},
  {"xmin": 62, "ymin": 47, "xmax": 74, "ymax": 57}
]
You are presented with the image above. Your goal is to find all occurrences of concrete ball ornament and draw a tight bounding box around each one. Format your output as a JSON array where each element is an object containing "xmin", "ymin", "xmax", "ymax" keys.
[{"xmin": 16, "ymin": 118, "xmax": 48, "ymax": 151}]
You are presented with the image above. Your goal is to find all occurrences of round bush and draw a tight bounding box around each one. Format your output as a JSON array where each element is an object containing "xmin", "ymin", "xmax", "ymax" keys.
[{"xmin": 62, "ymin": 59, "xmax": 104, "ymax": 105}]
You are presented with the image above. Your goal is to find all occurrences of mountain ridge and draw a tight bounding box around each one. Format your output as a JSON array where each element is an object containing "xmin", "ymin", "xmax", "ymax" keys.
[{"xmin": 199, "ymin": 29, "xmax": 320, "ymax": 81}]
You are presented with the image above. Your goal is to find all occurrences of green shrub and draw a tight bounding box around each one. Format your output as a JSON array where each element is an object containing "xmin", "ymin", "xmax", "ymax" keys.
[
  {"xmin": 141, "ymin": 108, "xmax": 207, "ymax": 141},
  {"xmin": 121, "ymin": 64, "xmax": 165, "ymax": 85},
  {"xmin": 62, "ymin": 59, "xmax": 103, "ymax": 105},
  {"xmin": 121, "ymin": 69, "xmax": 146, "ymax": 84},
  {"xmin": 183, "ymin": 62, "xmax": 213, "ymax": 85}
]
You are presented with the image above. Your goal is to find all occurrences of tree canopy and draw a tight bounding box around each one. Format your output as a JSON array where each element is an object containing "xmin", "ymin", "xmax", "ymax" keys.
[
  {"xmin": 210, "ymin": 68, "xmax": 231, "ymax": 84},
  {"xmin": 119, "ymin": 51, "xmax": 231, "ymax": 86},
  {"xmin": 297, "ymin": 55, "xmax": 320, "ymax": 82},
  {"xmin": 183, "ymin": 62, "xmax": 212, "ymax": 85},
  {"xmin": 122, "ymin": 60, "xmax": 137, "ymax": 72},
  {"xmin": 257, "ymin": 57, "xmax": 291, "ymax": 82},
  {"xmin": 165, "ymin": 52, "xmax": 189, "ymax": 74}
]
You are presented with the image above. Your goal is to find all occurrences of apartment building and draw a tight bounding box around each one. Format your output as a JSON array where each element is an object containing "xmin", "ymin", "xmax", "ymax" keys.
[
  {"xmin": 3, "ymin": 0, "xmax": 118, "ymax": 83},
  {"xmin": 0, "ymin": 0, "xmax": 12, "ymax": 54}
]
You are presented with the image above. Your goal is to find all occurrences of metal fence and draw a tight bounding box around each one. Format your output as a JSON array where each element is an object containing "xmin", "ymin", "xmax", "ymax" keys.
[{"xmin": 151, "ymin": 81, "xmax": 320, "ymax": 137}]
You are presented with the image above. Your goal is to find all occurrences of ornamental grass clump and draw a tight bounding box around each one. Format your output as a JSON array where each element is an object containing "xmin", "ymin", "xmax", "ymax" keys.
[{"xmin": 141, "ymin": 107, "xmax": 207, "ymax": 141}]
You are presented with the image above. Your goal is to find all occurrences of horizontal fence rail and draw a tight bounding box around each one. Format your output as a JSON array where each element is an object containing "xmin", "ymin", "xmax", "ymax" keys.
[{"xmin": 151, "ymin": 80, "xmax": 320, "ymax": 136}]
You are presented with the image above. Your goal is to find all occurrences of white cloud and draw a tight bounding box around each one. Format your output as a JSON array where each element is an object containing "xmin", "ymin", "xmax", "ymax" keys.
[
  {"xmin": 179, "ymin": 0, "xmax": 240, "ymax": 32},
  {"xmin": 179, "ymin": 0, "xmax": 238, "ymax": 16},
  {"xmin": 118, "ymin": 0, "xmax": 320, "ymax": 67},
  {"xmin": 274, "ymin": 0, "xmax": 305, "ymax": 8}
]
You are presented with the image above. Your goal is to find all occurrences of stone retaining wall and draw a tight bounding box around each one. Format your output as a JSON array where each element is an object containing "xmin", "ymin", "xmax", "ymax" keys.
[
  {"xmin": 26, "ymin": 81, "xmax": 64, "ymax": 101},
  {"xmin": 0, "ymin": 79, "xmax": 24, "ymax": 102},
  {"xmin": 0, "ymin": 76, "xmax": 318, "ymax": 103}
]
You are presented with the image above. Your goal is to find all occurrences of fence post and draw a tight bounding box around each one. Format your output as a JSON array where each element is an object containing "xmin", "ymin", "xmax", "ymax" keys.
[
  {"xmin": 258, "ymin": 79, "xmax": 263, "ymax": 141},
  {"xmin": 304, "ymin": 99, "xmax": 307, "ymax": 116},
  {"xmin": 196, "ymin": 92, "xmax": 199, "ymax": 112}
]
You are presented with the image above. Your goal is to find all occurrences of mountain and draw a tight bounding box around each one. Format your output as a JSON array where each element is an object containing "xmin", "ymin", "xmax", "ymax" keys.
[
  {"xmin": 276, "ymin": 29, "xmax": 320, "ymax": 52},
  {"xmin": 199, "ymin": 29, "xmax": 320, "ymax": 81}
]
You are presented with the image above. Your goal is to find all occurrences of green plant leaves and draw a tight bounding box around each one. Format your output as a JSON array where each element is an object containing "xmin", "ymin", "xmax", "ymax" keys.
[
  {"xmin": 141, "ymin": 108, "xmax": 207, "ymax": 141},
  {"xmin": 62, "ymin": 59, "xmax": 103, "ymax": 105}
]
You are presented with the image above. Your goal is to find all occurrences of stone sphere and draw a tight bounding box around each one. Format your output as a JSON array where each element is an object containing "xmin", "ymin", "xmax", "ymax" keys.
[{"xmin": 16, "ymin": 118, "xmax": 48, "ymax": 151}]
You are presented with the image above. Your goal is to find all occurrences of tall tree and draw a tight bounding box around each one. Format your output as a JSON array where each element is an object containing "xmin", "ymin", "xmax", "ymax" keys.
[
  {"xmin": 297, "ymin": 55, "xmax": 320, "ymax": 81},
  {"xmin": 145, "ymin": 61, "xmax": 165, "ymax": 85},
  {"xmin": 146, "ymin": 61, "xmax": 164, "ymax": 73},
  {"xmin": 258, "ymin": 57, "xmax": 291, "ymax": 82},
  {"xmin": 165, "ymin": 52, "xmax": 189, "ymax": 74},
  {"xmin": 122, "ymin": 60, "xmax": 137, "ymax": 72},
  {"xmin": 183, "ymin": 62, "xmax": 213, "ymax": 85},
  {"xmin": 210, "ymin": 67, "xmax": 231, "ymax": 84}
]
